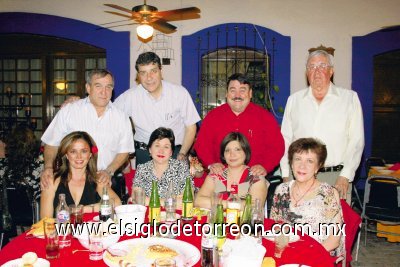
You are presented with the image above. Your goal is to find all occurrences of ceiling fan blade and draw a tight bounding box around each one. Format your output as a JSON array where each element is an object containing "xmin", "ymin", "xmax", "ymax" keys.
[
  {"xmin": 104, "ymin": 11, "xmax": 133, "ymax": 19},
  {"xmin": 99, "ymin": 18, "xmax": 133, "ymax": 26},
  {"xmin": 151, "ymin": 19, "xmax": 177, "ymax": 34},
  {"xmin": 96, "ymin": 22, "xmax": 140, "ymax": 30},
  {"xmin": 104, "ymin": 4, "xmax": 133, "ymax": 14},
  {"xmin": 155, "ymin": 7, "xmax": 200, "ymax": 21}
]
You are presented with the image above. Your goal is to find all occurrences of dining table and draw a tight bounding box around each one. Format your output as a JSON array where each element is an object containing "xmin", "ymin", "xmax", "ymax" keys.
[
  {"xmin": 0, "ymin": 210, "xmax": 335, "ymax": 267},
  {"xmin": 368, "ymin": 165, "xmax": 400, "ymax": 242}
]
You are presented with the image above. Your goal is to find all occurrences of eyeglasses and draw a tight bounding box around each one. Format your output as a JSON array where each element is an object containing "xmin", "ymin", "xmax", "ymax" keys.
[{"xmin": 306, "ymin": 63, "xmax": 331, "ymax": 71}]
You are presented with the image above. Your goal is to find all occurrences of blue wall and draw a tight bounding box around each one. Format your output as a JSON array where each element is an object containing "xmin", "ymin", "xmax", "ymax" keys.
[
  {"xmin": 182, "ymin": 23, "xmax": 290, "ymax": 123},
  {"xmin": 353, "ymin": 29, "xmax": 400, "ymax": 173},
  {"xmin": 0, "ymin": 12, "xmax": 130, "ymax": 97}
]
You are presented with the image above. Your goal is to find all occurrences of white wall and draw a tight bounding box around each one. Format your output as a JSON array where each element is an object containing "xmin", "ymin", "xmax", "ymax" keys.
[{"xmin": 2, "ymin": 0, "xmax": 400, "ymax": 92}]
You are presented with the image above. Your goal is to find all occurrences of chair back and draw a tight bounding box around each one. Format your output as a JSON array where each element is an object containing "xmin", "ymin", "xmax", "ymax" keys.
[
  {"xmin": 265, "ymin": 175, "xmax": 283, "ymax": 217},
  {"xmin": 365, "ymin": 157, "xmax": 386, "ymax": 176},
  {"xmin": 340, "ymin": 199, "xmax": 361, "ymax": 265},
  {"xmin": 362, "ymin": 176, "xmax": 400, "ymax": 222},
  {"xmin": 7, "ymin": 185, "xmax": 36, "ymax": 226}
]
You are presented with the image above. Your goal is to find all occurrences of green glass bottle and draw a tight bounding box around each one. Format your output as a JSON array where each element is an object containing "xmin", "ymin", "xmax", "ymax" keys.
[
  {"xmin": 214, "ymin": 203, "xmax": 225, "ymax": 249},
  {"xmin": 182, "ymin": 177, "xmax": 194, "ymax": 220},
  {"xmin": 148, "ymin": 181, "xmax": 161, "ymax": 224},
  {"xmin": 240, "ymin": 193, "xmax": 252, "ymax": 235}
]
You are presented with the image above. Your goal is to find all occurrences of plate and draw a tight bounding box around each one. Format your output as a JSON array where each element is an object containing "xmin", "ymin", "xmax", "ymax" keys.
[
  {"xmin": 103, "ymin": 237, "xmax": 200, "ymax": 267},
  {"xmin": 263, "ymin": 234, "xmax": 300, "ymax": 243},
  {"xmin": 2, "ymin": 258, "xmax": 50, "ymax": 267},
  {"xmin": 379, "ymin": 169, "xmax": 394, "ymax": 175},
  {"xmin": 279, "ymin": 264, "xmax": 311, "ymax": 267},
  {"xmin": 371, "ymin": 166, "xmax": 386, "ymax": 170}
]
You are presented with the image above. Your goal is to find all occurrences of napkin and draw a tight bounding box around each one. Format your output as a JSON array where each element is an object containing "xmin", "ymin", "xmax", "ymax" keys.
[
  {"xmin": 388, "ymin": 163, "xmax": 400, "ymax": 171},
  {"xmin": 27, "ymin": 217, "xmax": 54, "ymax": 237},
  {"xmin": 222, "ymin": 236, "xmax": 266, "ymax": 267}
]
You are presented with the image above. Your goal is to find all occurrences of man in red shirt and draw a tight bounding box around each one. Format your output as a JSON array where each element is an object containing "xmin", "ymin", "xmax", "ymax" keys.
[{"xmin": 194, "ymin": 73, "xmax": 284, "ymax": 178}]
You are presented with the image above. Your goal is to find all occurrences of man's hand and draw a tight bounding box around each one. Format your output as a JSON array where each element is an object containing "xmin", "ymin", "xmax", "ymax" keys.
[
  {"xmin": 61, "ymin": 95, "xmax": 80, "ymax": 108},
  {"xmin": 97, "ymin": 170, "xmax": 112, "ymax": 186},
  {"xmin": 40, "ymin": 168, "xmax": 54, "ymax": 189},
  {"xmin": 177, "ymin": 152, "xmax": 187, "ymax": 161},
  {"xmin": 208, "ymin": 163, "xmax": 225, "ymax": 175},
  {"xmin": 334, "ymin": 176, "xmax": 349, "ymax": 199},
  {"xmin": 250, "ymin": 164, "xmax": 267, "ymax": 176}
]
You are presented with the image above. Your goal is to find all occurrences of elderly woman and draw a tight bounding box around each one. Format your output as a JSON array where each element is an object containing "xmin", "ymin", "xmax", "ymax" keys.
[
  {"xmin": 270, "ymin": 138, "xmax": 344, "ymax": 256},
  {"xmin": 195, "ymin": 132, "xmax": 268, "ymax": 209},
  {"xmin": 133, "ymin": 127, "xmax": 192, "ymax": 202},
  {"xmin": 40, "ymin": 131, "xmax": 121, "ymax": 218}
]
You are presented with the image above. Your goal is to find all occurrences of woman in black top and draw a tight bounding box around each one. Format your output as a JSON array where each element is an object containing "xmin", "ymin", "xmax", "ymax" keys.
[{"xmin": 40, "ymin": 131, "xmax": 121, "ymax": 218}]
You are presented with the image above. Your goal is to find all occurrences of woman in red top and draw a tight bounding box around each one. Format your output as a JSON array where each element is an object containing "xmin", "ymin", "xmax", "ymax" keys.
[{"xmin": 195, "ymin": 132, "xmax": 268, "ymax": 209}]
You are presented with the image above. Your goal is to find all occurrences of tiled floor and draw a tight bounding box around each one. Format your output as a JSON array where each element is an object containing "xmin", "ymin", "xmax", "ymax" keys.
[{"xmin": 351, "ymin": 227, "xmax": 400, "ymax": 267}]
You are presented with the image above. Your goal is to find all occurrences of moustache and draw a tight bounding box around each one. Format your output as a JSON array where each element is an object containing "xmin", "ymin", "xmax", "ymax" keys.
[{"xmin": 232, "ymin": 97, "xmax": 243, "ymax": 101}]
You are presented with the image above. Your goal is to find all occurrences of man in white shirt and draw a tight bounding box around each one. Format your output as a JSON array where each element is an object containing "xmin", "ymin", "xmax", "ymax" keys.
[
  {"xmin": 114, "ymin": 52, "xmax": 201, "ymax": 165},
  {"xmin": 41, "ymin": 69, "xmax": 135, "ymax": 187},
  {"xmin": 280, "ymin": 50, "xmax": 365, "ymax": 202}
]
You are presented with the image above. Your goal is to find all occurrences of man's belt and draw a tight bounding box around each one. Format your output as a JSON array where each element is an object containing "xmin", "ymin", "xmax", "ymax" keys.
[
  {"xmin": 134, "ymin": 141, "xmax": 148, "ymax": 150},
  {"xmin": 319, "ymin": 165, "xmax": 344, "ymax": 173}
]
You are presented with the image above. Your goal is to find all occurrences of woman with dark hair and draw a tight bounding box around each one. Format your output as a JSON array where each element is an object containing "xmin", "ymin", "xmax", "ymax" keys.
[
  {"xmin": 133, "ymin": 127, "xmax": 191, "ymax": 202},
  {"xmin": 270, "ymin": 138, "xmax": 344, "ymax": 256},
  {"xmin": 0, "ymin": 125, "xmax": 42, "ymax": 201},
  {"xmin": 195, "ymin": 132, "xmax": 268, "ymax": 209},
  {"xmin": 40, "ymin": 131, "xmax": 121, "ymax": 218}
]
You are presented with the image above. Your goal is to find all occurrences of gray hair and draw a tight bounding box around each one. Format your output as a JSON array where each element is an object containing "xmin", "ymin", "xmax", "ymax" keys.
[
  {"xmin": 85, "ymin": 69, "xmax": 114, "ymax": 86},
  {"xmin": 306, "ymin": 50, "xmax": 334, "ymax": 67}
]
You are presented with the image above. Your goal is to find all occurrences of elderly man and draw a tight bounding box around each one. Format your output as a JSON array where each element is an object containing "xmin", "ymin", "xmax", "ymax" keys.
[
  {"xmin": 194, "ymin": 73, "xmax": 285, "ymax": 177},
  {"xmin": 280, "ymin": 50, "xmax": 364, "ymax": 202},
  {"xmin": 114, "ymin": 52, "xmax": 201, "ymax": 165},
  {"xmin": 41, "ymin": 69, "xmax": 135, "ymax": 187}
]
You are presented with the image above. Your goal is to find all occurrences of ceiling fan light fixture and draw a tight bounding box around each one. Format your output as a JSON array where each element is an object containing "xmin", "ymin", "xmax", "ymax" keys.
[{"xmin": 137, "ymin": 24, "xmax": 154, "ymax": 39}]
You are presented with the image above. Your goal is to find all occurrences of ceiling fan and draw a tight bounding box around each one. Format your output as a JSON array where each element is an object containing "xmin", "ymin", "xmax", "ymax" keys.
[{"xmin": 102, "ymin": 1, "xmax": 200, "ymax": 38}]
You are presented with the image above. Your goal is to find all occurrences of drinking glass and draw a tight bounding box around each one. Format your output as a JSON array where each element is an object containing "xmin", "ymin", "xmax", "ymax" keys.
[
  {"xmin": 154, "ymin": 257, "xmax": 176, "ymax": 267},
  {"xmin": 274, "ymin": 233, "xmax": 289, "ymax": 258},
  {"xmin": 132, "ymin": 186, "xmax": 145, "ymax": 206},
  {"xmin": 69, "ymin": 204, "xmax": 83, "ymax": 226},
  {"xmin": 89, "ymin": 234, "xmax": 104, "ymax": 261},
  {"xmin": 165, "ymin": 197, "xmax": 177, "ymax": 223},
  {"xmin": 44, "ymin": 218, "xmax": 59, "ymax": 259}
]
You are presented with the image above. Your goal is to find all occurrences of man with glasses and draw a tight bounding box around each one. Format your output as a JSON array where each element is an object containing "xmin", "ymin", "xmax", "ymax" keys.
[{"xmin": 280, "ymin": 50, "xmax": 364, "ymax": 203}]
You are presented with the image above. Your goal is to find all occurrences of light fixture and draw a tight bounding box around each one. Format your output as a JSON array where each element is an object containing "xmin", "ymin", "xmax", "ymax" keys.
[
  {"xmin": 137, "ymin": 24, "xmax": 154, "ymax": 39},
  {"xmin": 55, "ymin": 82, "xmax": 67, "ymax": 90}
]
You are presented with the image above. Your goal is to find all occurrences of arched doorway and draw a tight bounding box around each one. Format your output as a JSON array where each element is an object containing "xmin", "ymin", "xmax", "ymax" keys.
[{"xmin": 353, "ymin": 29, "xmax": 400, "ymax": 171}]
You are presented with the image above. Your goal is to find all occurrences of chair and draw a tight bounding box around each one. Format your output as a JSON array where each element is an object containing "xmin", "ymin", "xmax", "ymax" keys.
[
  {"xmin": 7, "ymin": 185, "xmax": 38, "ymax": 230},
  {"xmin": 352, "ymin": 157, "xmax": 386, "ymax": 211},
  {"xmin": 265, "ymin": 175, "xmax": 283, "ymax": 218},
  {"xmin": 365, "ymin": 157, "xmax": 386, "ymax": 175},
  {"xmin": 335, "ymin": 199, "xmax": 362, "ymax": 266},
  {"xmin": 361, "ymin": 175, "xmax": 400, "ymax": 245}
]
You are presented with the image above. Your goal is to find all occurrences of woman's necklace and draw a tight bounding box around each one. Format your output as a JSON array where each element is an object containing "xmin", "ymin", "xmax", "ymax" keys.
[{"xmin": 292, "ymin": 179, "xmax": 315, "ymax": 207}]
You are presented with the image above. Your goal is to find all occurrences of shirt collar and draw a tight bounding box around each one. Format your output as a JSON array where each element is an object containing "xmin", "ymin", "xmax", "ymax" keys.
[
  {"xmin": 303, "ymin": 82, "xmax": 338, "ymax": 100},
  {"xmin": 84, "ymin": 96, "xmax": 113, "ymax": 111},
  {"xmin": 140, "ymin": 81, "xmax": 165, "ymax": 100}
]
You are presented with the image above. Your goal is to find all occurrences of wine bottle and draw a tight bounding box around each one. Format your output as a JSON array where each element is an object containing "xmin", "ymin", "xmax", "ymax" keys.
[
  {"xmin": 240, "ymin": 193, "xmax": 252, "ymax": 235},
  {"xmin": 148, "ymin": 180, "xmax": 161, "ymax": 224},
  {"xmin": 201, "ymin": 212, "xmax": 217, "ymax": 267},
  {"xmin": 182, "ymin": 177, "xmax": 194, "ymax": 220},
  {"xmin": 99, "ymin": 187, "xmax": 112, "ymax": 222},
  {"xmin": 214, "ymin": 203, "xmax": 225, "ymax": 249},
  {"xmin": 226, "ymin": 182, "xmax": 240, "ymax": 225},
  {"xmin": 56, "ymin": 193, "xmax": 71, "ymax": 248},
  {"xmin": 251, "ymin": 198, "xmax": 264, "ymax": 237}
]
